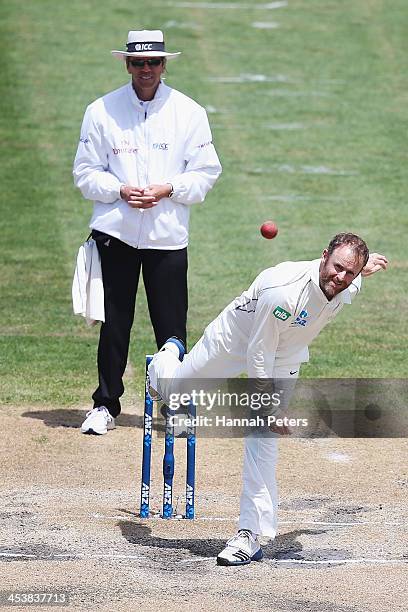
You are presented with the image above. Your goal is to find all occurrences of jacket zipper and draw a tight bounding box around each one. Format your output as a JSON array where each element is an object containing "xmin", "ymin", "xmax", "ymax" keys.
[
  {"xmin": 143, "ymin": 104, "xmax": 150, "ymax": 186},
  {"xmin": 137, "ymin": 103, "xmax": 151, "ymax": 248}
]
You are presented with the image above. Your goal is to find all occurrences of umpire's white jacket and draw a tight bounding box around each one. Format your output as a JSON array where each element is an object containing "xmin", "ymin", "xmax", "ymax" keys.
[{"xmin": 73, "ymin": 81, "xmax": 222, "ymax": 249}]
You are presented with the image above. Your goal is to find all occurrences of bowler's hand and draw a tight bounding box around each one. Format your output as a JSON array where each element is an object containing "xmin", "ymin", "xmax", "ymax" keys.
[
  {"xmin": 268, "ymin": 411, "xmax": 293, "ymax": 436},
  {"xmin": 120, "ymin": 185, "xmax": 158, "ymax": 209},
  {"xmin": 362, "ymin": 253, "xmax": 388, "ymax": 277},
  {"xmin": 143, "ymin": 183, "xmax": 173, "ymax": 201},
  {"xmin": 269, "ymin": 421, "xmax": 292, "ymax": 436}
]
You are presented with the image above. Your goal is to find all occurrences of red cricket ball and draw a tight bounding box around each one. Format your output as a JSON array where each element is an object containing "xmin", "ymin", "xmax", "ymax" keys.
[{"xmin": 260, "ymin": 221, "xmax": 278, "ymax": 239}]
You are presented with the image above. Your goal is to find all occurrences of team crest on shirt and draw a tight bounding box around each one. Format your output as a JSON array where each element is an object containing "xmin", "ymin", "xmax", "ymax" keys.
[{"xmin": 292, "ymin": 309, "xmax": 309, "ymax": 326}]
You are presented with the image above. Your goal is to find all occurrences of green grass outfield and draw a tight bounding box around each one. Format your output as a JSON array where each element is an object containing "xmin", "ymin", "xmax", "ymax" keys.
[{"xmin": 0, "ymin": 0, "xmax": 406, "ymax": 407}]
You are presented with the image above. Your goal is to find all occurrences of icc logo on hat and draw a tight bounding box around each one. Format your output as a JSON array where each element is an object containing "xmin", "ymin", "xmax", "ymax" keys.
[{"xmin": 135, "ymin": 43, "xmax": 153, "ymax": 51}]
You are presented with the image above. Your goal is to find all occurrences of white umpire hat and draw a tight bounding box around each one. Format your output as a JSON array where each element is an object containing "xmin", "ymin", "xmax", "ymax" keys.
[{"xmin": 111, "ymin": 30, "xmax": 181, "ymax": 59}]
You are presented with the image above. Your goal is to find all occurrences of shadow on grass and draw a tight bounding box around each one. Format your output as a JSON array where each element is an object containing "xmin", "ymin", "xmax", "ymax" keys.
[{"xmin": 21, "ymin": 409, "xmax": 144, "ymax": 429}]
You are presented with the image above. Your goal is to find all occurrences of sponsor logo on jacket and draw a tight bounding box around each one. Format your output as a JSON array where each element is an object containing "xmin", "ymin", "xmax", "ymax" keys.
[
  {"xmin": 153, "ymin": 142, "xmax": 169, "ymax": 150},
  {"xmin": 292, "ymin": 309, "xmax": 309, "ymax": 327},
  {"xmin": 112, "ymin": 143, "xmax": 138, "ymax": 155},
  {"xmin": 273, "ymin": 306, "xmax": 291, "ymax": 321},
  {"xmin": 196, "ymin": 140, "xmax": 213, "ymax": 149}
]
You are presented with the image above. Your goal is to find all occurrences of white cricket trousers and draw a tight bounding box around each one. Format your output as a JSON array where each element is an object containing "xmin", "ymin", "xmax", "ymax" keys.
[
  {"xmin": 238, "ymin": 364, "xmax": 299, "ymax": 538},
  {"xmin": 149, "ymin": 348, "xmax": 300, "ymax": 539}
]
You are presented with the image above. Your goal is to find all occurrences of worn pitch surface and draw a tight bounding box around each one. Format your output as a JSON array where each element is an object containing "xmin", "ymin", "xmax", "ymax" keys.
[{"xmin": 1, "ymin": 404, "xmax": 407, "ymax": 611}]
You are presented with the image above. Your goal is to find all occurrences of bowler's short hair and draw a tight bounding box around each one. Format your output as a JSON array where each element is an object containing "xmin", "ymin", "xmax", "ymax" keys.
[{"xmin": 327, "ymin": 233, "xmax": 369, "ymax": 267}]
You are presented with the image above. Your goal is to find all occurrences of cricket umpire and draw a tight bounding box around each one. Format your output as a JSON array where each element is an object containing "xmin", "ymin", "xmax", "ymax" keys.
[
  {"xmin": 73, "ymin": 30, "xmax": 222, "ymax": 435},
  {"xmin": 148, "ymin": 233, "xmax": 387, "ymax": 565}
]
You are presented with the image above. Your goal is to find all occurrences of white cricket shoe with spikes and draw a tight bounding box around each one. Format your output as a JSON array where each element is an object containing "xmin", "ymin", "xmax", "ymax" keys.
[{"xmin": 217, "ymin": 529, "xmax": 263, "ymax": 566}]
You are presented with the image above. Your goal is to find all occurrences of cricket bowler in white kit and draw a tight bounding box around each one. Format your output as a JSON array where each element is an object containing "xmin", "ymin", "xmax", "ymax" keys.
[{"xmin": 148, "ymin": 233, "xmax": 387, "ymax": 565}]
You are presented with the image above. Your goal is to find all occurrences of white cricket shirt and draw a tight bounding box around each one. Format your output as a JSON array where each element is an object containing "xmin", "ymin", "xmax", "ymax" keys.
[{"xmin": 183, "ymin": 259, "xmax": 362, "ymax": 379}]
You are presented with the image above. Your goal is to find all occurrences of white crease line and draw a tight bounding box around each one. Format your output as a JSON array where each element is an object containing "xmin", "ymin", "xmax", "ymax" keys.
[
  {"xmin": 0, "ymin": 552, "xmax": 37, "ymax": 558},
  {"xmin": 270, "ymin": 558, "xmax": 407, "ymax": 565},
  {"xmin": 91, "ymin": 512, "xmax": 238, "ymax": 522},
  {"xmin": 90, "ymin": 513, "xmax": 406, "ymax": 527},
  {"xmin": 187, "ymin": 516, "xmax": 238, "ymax": 522},
  {"xmin": 173, "ymin": 556, "xmax": 213, "ymax": 564},
  {"xmin": 1, "ymin": 552, "xmax": 405, "ymax": 566},
  {"xmin": 279, "ymin": 519, "xmax": 406, "ymax": 528},
  {"xmin": 169, "ymin": 1, "xmax": 287, "ymax": 9},
  {"xmin": 0, "ymin": 551, "xmax": 207, "ymax": 564},
  {"xmin": 55, "ymin": 553, "xmax": 147, "ymax": 560},
  {"xmin": 0, "ymin": 552, "xmax": 146, "ymax": 562}
]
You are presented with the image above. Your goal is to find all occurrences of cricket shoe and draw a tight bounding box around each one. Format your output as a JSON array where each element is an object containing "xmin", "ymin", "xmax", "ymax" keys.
[
  {"xmin": 80, "ymin": 406, "xmax": 115, "ymax": 435},
  {"xmin": 159, "ymin": 336, "xmax": 186, "ymax": 361},
  {"xmin": 217, "ymin": 530, "xmax": 263, "ymax": 566}
]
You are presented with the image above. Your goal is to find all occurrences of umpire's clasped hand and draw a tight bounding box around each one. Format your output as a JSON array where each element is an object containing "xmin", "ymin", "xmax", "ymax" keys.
[
  {"xmin": 120, "ymin": 184, "xmax": 158, "ymax": 209},
  {"xmin": 120, "ymin": 183, "xmax": 173, "ymax": 209}
]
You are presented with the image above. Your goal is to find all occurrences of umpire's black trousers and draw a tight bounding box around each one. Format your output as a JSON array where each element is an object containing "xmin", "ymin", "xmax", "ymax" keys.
[{"xmin": 91, "ymin": 230, "xmax": 188, "ymax": 417}]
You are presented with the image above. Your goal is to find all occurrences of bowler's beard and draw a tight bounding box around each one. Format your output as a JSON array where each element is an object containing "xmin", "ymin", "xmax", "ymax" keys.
[
  {"xmin": 319, "ymin": 276, "xmax": 340, "ymax": 300},
  {"xmin": 319, "ymin": 265, "xmax": 350, "ymax": 300}
]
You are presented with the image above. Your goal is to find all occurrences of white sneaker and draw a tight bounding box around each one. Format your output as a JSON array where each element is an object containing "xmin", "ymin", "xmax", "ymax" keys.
[
  {"xmin": 217, "ymin": 530, "xmax": 263, "ymax": 566},
  {"xmin": 80, "ymin": 406, "xmax": 115, "ymax": 435}
]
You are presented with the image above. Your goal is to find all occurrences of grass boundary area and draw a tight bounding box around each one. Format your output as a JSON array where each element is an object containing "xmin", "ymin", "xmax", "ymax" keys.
[{"xmin": 0, "ymin": 0, "xmax": 407, "ymax": 407}]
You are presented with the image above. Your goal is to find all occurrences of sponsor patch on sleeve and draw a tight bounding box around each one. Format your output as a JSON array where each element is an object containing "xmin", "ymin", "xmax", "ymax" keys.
[{"xmin": 273, "ymin": 306, "xmax": 291, "ymax": 321}]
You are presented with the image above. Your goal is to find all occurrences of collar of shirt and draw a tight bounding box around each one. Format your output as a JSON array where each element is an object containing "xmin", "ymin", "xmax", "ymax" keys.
[
  {"xmin": 309, "ymin": 258, "xmax": 353, "ymax": 306},
  {"xmin": 127, "ymin": 80, "xmax": 166, "ymax": 111},
  {"xmin": 137, "ymin": 97, "xmax": 151, "ymax": 112}
]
